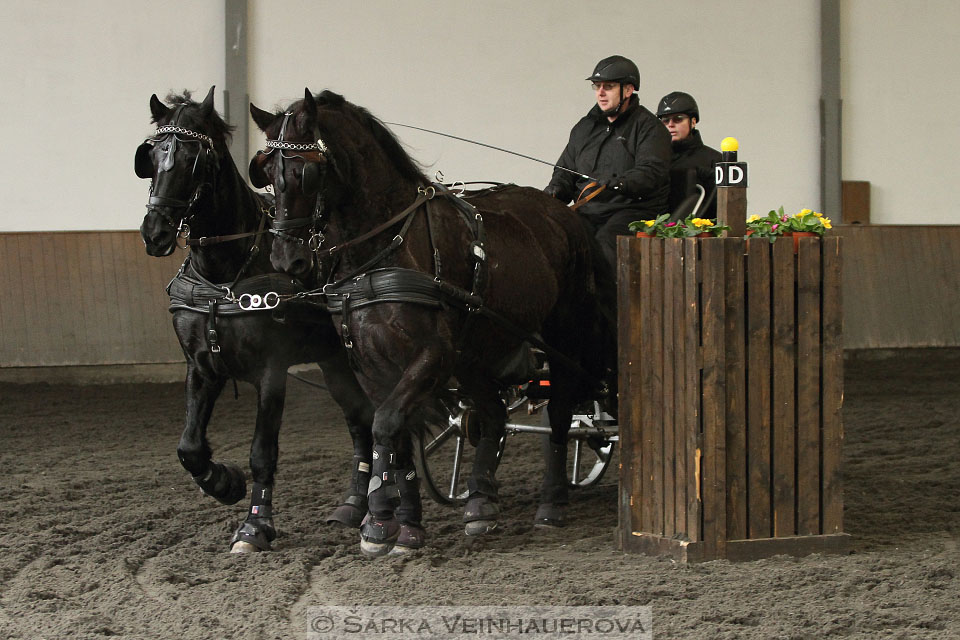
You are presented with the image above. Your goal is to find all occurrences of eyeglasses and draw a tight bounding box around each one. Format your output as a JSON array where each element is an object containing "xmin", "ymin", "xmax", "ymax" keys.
[
  {"xmin": 591, "ymin": 82, "xmax": 619, "ymax": 92},
  {"xmin": 660, "ymin": 115, "xmax": 690, "ymax": 124}
]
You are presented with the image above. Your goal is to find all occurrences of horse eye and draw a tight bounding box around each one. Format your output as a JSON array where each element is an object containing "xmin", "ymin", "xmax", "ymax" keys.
[{"xmin": 160, "ymin": 143, "xmax": 170, "ymax": 152}]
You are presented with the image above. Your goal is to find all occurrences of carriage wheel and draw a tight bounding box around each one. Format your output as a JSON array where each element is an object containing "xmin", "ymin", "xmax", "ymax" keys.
[
  {"xmin": 567, "ymin": 436, "xmax": 615, "ymax": 487},
  {"xmin": 567, "ymin": 402, "xmax": 616, "ymax": 488},
  {"xmin": 414, "ymin": 408, "xmax": 506, "ymax": 506}
]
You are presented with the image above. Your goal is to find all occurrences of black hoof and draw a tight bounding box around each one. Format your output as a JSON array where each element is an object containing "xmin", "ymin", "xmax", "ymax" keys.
[
  {"xmin": 463, "ymin": 495, "xmax": 500, "ymax": 537},
  {"xmin": 360, "ymin": 515, "xmax": 401, "ymax": 558},
  {"xmin": 534, "ymin": 503, "xmax": 567, "ymax": 528},
  {"xmin": 388, "ymin": 523, "xmax": 426, "ymax": 555},
  {"xmin": 229, "ymin": 519, "xmax": 275, "ymax": 552}
]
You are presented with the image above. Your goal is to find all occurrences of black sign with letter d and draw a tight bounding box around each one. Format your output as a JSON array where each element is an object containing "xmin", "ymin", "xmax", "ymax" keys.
[{"xmin": 715, "ymin": 162, "xmax": 748, "ymax": 187}]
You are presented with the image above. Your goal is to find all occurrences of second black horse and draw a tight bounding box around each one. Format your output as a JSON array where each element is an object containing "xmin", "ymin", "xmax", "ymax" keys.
[{"xmin": 249, "ymin": 89, "xmax": 616, "ymax": 557}]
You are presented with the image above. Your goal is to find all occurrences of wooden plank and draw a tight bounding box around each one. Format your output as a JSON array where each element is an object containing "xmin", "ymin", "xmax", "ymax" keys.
[
  {"xmin": 98, "ymin": 232, "xmax": 124, "ymax": 363},
  {"xmin": 796, "ymin": 237, "xmax": 822, "ymax": 535},
  {"xmin": 638, "ymin": 240, "xmax": 661, "ymax": 534},
  {"xmin": 699, "ymin": 239, "xmax": 726, "ymax": 559},
  {"xmin": 617, "ymin": 236, "xmax": 643, "ymax": 550},
  {"xmin": 771, "ymin": 239, "xmax": 796, "ymax": 537},
  {"xmin": 684, "ymin": 238, "xmax": 702, "ymax": 542},
  {"xmin": 724, "ymin": 238, "xmax": 747, "ymax": 540},
  {"xmin": 670, "ymin": 240, "xmax": 688, "ymax": 537},
  {"xmin": 110, "ymin": 233, "xmax": 136, "ymax": 361},
  {"xmin": 821, "ymin": 237, "xmax": 844, "ymax": 533},
  {"xmin": 16, "ymin": 235, "xmax": 42, "ymax": 364},
  {"xmin": 0, "ymin": 236, "xmax": 28, "ymax": 364},
  {"xmin": 724, "ymin": 533, "xmax": 850, "ymax": 562},
  {"xmin": 52, "ymin": 234, "xmax": 80, "ymax": 362},
  {"xmin": 661, "ymin": 240, "xmax": 679, "ymax": 537},
  {"xmin": 649, "ymin": 240, "xmax": 665, "ymax": 536},
  {"xmin": 65, "ymin": 232, "xmax": 98, "ymax": 364},
  {"xmin": 34, "ymin": 234, "xmax": 64, "ymax": 363},
  {"xmin": 745, "ymin": 239, "xmax": 772, "ymax": 539}
]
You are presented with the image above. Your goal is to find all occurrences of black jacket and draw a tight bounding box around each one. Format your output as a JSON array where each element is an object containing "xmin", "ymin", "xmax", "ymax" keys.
[
  {"xmin": 545, "ymin": 95, "xmax": 671, "ymax": 220},
  {"xmin": 667, "ymin": 129, "xmax": 721, "ymax": 219}
]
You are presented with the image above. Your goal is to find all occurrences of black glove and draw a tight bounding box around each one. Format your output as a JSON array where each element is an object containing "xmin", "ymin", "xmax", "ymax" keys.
[
  {"xmin": 543, "ymin": 185, "xmax": 566, "ymax": 201},
  {"xmin": 594, "ymin": 173, "xmax": 622, "ymax": 191}
]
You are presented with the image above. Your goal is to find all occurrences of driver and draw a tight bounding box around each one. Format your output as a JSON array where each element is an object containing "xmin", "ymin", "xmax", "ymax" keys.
[{"xmin": 544, "ymin": 55, "xmax": 671, "ymax": 268}]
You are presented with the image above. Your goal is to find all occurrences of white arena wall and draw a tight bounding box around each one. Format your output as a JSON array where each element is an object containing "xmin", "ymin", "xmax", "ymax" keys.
[{"xmin": 1, "ymin": 1, "xmax": 959, "ymax": 379}]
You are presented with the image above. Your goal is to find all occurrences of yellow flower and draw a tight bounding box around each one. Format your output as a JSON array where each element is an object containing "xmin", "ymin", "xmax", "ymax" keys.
[
  {"xmin": 748, "ymin": 214, "xmax": 761, "ymax": 222},
  {"xmin": 800, "ymin": 208, "xmax": 812, "ymax": 215},
  {"xmin": 813, "ymin": 212, "xmax": 823, "ymax": 218},
  {"xmin": 822, "ymin": 218, "xmax": 832, "ymax": 229},
  {"xmin": 690, "ymin": 218, "xmax": 714, "ymax": 228},
  {"xmin": 644, "ymin": 219, "xmax": 655, "ymax": 227}
]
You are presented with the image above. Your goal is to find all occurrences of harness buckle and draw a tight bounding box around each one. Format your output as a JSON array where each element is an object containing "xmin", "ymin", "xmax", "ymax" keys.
[{"xmin": 207, "ymin": 329, "xmax": 221, "ymax": 353}]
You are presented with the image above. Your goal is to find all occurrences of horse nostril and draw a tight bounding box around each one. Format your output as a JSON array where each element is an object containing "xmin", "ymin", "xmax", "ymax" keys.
[{"xmin": 290, "ymin": 258, "xmax": 310, "ymax": 278}]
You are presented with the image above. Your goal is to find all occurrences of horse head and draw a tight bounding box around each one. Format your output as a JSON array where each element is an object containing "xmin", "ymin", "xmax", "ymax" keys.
[
  {"xmin": 135, "ymin": 86, "xmax": 230, "ymax": 256},
  {"xmin": 249, "ymin": 88, "xmax": 425, "ymax": 282}
]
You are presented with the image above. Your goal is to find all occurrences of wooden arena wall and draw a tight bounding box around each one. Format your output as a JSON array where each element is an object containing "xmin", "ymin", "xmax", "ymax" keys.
[
  {"xmin": 0, "ymin": 226, "xmax": 958, "ymax": 373},
  {"xmin": 0, "ymin": 231, "xmax": 182, "ymax": 369}
]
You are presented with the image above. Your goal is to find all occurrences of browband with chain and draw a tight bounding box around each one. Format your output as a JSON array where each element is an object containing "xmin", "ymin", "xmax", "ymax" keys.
[{"xmin": 153, "ymin": 125, "xmax": 214, "ymax": 147}]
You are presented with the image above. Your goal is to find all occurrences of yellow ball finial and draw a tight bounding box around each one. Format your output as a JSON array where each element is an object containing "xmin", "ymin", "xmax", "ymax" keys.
[{"xmin": 721, "ymin": 137, "xmax": 739, "ymax": 152}]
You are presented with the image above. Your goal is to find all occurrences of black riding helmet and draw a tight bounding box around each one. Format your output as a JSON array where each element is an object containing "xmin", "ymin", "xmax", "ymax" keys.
[
  {"xmin": 586, "ymin": 55, "xmax": 640, "ymax": 118},
  {"xmin": 586, "ymin": 55, "xmax": 640, "ymax": 90},
  {"xmin": 657, "ymin": 91, "xmax": 700, "ymax": 122}
]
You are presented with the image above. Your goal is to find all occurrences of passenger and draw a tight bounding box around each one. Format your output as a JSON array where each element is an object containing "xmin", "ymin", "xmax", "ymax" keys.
[
  {"xmin": 657, "ymin": 91, "xmax": 721, "ymax": 219},
  {"xmin": 544, "ymin": 55, "xmax": 671, "ymax": 269}
]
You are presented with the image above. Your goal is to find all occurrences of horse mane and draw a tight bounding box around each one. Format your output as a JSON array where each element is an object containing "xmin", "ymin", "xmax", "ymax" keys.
[
  {"xmin": 314, "ymin": 90, "xmax": 427, "ymax": 185},
  {"xmin": 156, "ymin": 90, "xmax": 235, "ymax": 144}
]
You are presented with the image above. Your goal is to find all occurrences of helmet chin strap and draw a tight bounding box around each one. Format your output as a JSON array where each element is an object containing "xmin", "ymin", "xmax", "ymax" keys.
[{"xmin": 601, "ymin": 87, "xmax": 628, "ymax": 118}]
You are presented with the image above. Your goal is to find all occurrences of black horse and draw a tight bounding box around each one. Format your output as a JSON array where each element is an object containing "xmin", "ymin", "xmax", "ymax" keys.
[
  {"xmin": 249, "ymin": 89, "xmax": 615, "ymax": 557},
  {"xmin": 135, "ymin": 87, "xmax": 375, "ymax": 552}
]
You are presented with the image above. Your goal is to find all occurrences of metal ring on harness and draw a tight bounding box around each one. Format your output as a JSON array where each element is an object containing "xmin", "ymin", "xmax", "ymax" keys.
[{"xmin": 176, "ymin": 222, "xmax": 191, "ymax": 250}]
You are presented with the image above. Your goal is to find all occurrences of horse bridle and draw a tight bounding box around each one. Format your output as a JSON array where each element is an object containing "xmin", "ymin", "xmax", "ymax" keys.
[
  {"xmin": 137, "ymin": 106, "xmax": 220, "ymax": 242},
  {"xmin": 257, "ymin": 112, "xmax": 331, "ymax": 251}
]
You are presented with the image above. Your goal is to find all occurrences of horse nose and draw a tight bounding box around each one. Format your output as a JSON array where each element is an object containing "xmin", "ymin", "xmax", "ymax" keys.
[
  {"xmin": 140, "ymin": 218, "xmax": 176, "ymax": 256},
  {"xmin": 288, "ymin": 256, "xmax": 312, "ymax": 280},
  {"xmin": 270, "ymin": 247, "xmax": 312, "ymax": 280}
]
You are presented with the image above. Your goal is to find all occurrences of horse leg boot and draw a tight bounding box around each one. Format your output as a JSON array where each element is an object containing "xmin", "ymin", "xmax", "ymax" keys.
[
  {"xmin": 326, "ymin": 455, "xmax": 370, "ymax": 529},
  {"xmin": 189, "ymin": 459, "xmax": 247, "ymax": 506},
  {"xmin": 463, "ymin": 436, "xmax": 502, "ymax": 536},
  {"xmin": 360, "ymin": 444, "xmax": 402, "ymax": 557},
  {"xmin": 534, "ymin": 436, "xmax": 569, "ymax": 528},
  {"xmin": 389, "ymin": 468, "xmax": 425, "ymax": 555},
  {"xmin": 230, "ymin": 482, "xmax": 277, "ymax": 552}
]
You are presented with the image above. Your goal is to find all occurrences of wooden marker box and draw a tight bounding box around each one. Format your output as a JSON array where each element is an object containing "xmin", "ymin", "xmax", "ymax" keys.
[{"xmin": 616, "ymin": 235, "xmax": 848, "ymax": 562}]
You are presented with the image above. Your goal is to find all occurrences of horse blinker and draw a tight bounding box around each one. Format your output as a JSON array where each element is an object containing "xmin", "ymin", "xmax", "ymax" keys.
[
  {"xmin": 248, "ymin": 151, "xmax": 270, "ymax": 189},
  {"xmin": 135, "ymin": 142, "xmax": 154, "ymax": 179},
  {"xmin": 301, "ymin": 162, "xmax": 323, "ymax": 195}
]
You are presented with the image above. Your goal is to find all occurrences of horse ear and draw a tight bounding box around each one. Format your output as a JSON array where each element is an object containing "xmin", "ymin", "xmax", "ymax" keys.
[
  {"xmin": 249, "ymin": 103, "xmax": 275, "ymax": 133},
  {"xmin": 302, "ymin": 88, "xmax": 317, "ymax": 120},
  {"xmin": 149, "ymin": 94, "xmax": 169, "ymax": 122},
  {"xmin": 199, "ymin": 85, "xmax": 216, "ymax": 118},
  {"xmin": 248, "ymin": 150, "xmax": 270, "ymax": 188}
]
